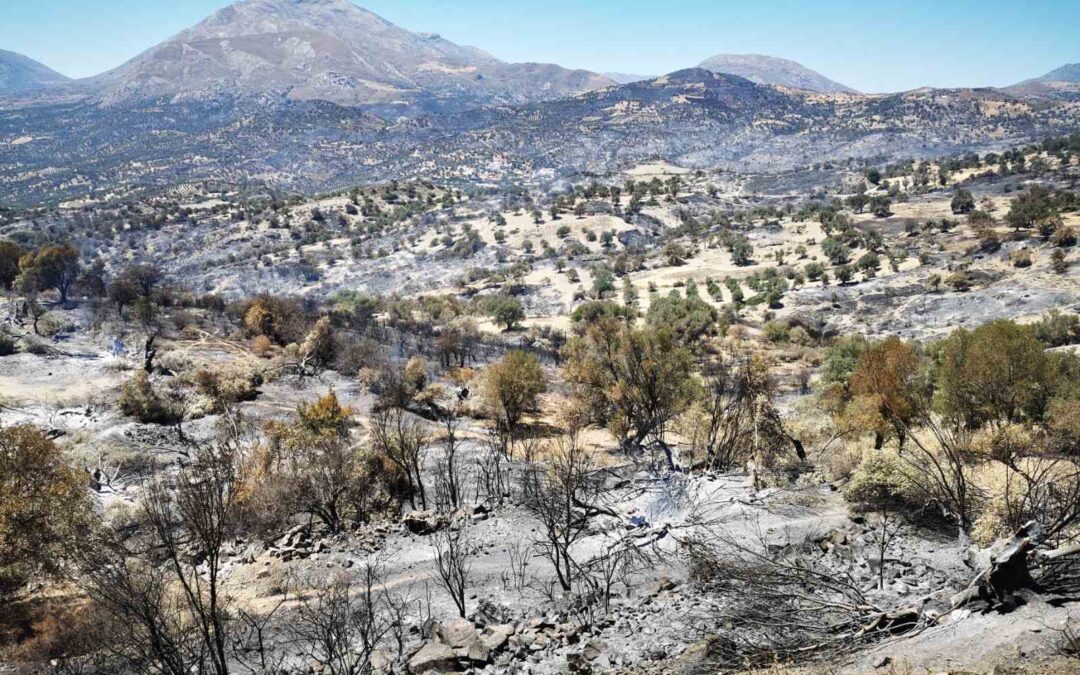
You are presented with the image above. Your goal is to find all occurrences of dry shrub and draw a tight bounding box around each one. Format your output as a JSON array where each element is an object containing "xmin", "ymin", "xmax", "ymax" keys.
[
  {"xmin": 171, "ymin": 309, "xmax": 199, "ymax": 332},
  {"xmin": 447, "ymin": 367, "xmax": 477, "ymax": 388},
  {"xmin": 192, "ymin": 363, "xmax": 262, "ymax": 412},
  {"xmin": 252, "ymin": 334, "xmax": 274, "ymax": 357},
  {"xmin": 117, "ymin": 371, "xmax": 179, "ymax": 424},
  {"xmin": 819, "ymin": 439, "xmax": 869, "ymax": 483},
  {"xmin": 0, "ymin": 595, "xmax": 97, "ymax": 665}
]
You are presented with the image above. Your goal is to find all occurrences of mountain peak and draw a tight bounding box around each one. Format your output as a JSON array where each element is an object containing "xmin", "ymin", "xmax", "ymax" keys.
[
  {"xmin": 87, "ymin": 0, "xmax": 610, "ymax": 109},
  {"xmin": 697, "ymin": 53, "xmax": 856, "ymax": 94},
  {"xmin": 0, "ymin": 49, "xmax": 71, "ymax": 94},
  {"xmin": 1005, "ymin": 63, "xmax": 1080, "ymax": 101},
  {"xmin": 1031, "ymin": 63, "xmax": 1080, "ymax": 83}
]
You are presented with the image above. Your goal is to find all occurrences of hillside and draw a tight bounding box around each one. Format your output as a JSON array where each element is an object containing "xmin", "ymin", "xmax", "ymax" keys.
[{"xmin": 2, "ymin": 69, "xmax": 1077, "ymax": 205}]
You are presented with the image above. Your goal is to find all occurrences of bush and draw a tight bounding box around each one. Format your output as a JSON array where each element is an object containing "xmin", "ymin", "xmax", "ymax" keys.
[
  {"xmin": 0, "ymin": 425, "xmax": 93, "ymax": 598},
  {"xmin": 192, "ymin": 364, "xmax": 261, "ymax": 412},
  {"xmin": 0, "ymin": 332, "xmax": 16, "ymax": 356},
  {"xmin": 1010, "ymin": 249, "xmax": 1033, "ymax": 268},
  {"xmin": 762, "ymin": 320, "xmax": 791, "ymax": 344},
  {"xmin": 117, "ymin": 371, "xmax": 180, "ymax": 424},
  {"xmin": 571, "ymin": 300, "xmax": 634, "ymax": 328},
  {"xmin": 845, "ymin": 450, "xmax": 909, "ymax": 511},
  {"xmin": 252, "ymin": 334, "xmax": 273, "ymax": 357}
]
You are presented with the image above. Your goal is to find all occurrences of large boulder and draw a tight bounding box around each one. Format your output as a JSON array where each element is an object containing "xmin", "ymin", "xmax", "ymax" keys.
[
  {"xmin": 408, "ymin": 641, "xmax": 457, "ymax": 674},
  {"xmin": 435, "ymin": 617, "xmax": 479, "ymax": 649},
  {"xmin": 480, "ymin": 624, "xmax": 515, "ymax": 652},
  {"xmin": 402, "ymin": 510, "xmax": 449, "ymax": 535}
]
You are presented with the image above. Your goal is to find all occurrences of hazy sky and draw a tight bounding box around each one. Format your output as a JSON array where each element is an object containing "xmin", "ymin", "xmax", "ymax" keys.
[{"xmin": 2, "ymin": 0, "xmax": 1077, "ymax": 92}]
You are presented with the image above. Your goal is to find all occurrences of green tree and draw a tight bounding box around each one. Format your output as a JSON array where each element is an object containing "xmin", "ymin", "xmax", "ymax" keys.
[
  {"xmin": 935, "ymin": 320, "xmax": 1051, "ymax": 427},
  {"xmin": 1, "ymin": 424, "xmax": 93, "ymax": 598},
  {"xmin": 950, "ymin": 189, "xmax": 976, "ymax": 215},
  {"xmin": 821, "ymin": 238, "xmax": 851, "ymax": 265},
  {"xmin": 563, "ymin": 320, "xmax": 698, "ymax": 468},
  {"xmin": 488, "ymin": 296, "xmax": 525, "ymax": 331},
  {"xmin": 645, "ymin": 292, "xmax": 722, "ymax": 347},
  {"xmin": 482, "ymin": 351, "xmax": 547, "ymax": 437},
  {"xmin": 1006, "ymin": 186, "xmax": 1055, "ymax": 232},
  {"xmin": 0, "ymin": 240, "xmax": 24, "ymax": 290},
  {"xmin": 17, "ymin": 244, "xmax": 81, "ymax": 303}
]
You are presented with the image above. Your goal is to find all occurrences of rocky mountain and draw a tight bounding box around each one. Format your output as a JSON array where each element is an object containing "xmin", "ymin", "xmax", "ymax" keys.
[
  {"xmin": 85, "ymin": 0, "xmax": 613, "ymax": 110},
  {"xmin": 1019, "ymin": 63, "xmax": 1080, "ymax": 85},
  {"xmin": 603, "ymin": 72, "xmax": 653, "ymax": 84},
  {"xmin": 697, "ymin": 53, "xmax": 856, "ymax": 94},
  {"xmin": 0, "ymin": 50, "xmax": 71, "ymax": 94},
  {"xmin": 1006, "ymin": 63, "xmax": 1080, "ymax": 101}
]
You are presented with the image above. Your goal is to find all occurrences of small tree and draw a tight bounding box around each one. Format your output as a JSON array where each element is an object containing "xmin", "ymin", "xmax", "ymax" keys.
[
  {"xmin": 290, "ymin": 566, "xmax": 405, "ymax": 675},
  {"xmin": 488, "ymin": 297, "xmax": 524, "ymax": 331},
  {"xmin": 264, "ymin": 390, "xmax": 365, "ymax": 533},
  {"xmin": 563, "ymin": 319, "xmax": 698, "ymax": 469},
  {"xmin": 17, "ymin": 244, "xmax": 81, "ymax": 303},
  {"xmin": 950, "ymin": 189, "xmax": 975, "ymax": 215},
  {"xmin": 0, "ymin": 425, "xmax": 93, "ymax": 598},
  {"xmin": 431, "ymin": 526, "xmax": 474, "ymax": 618},
  {"xmin": 0, "ymin": 240, "xmax": 24, "ymax": 290},
  {"xmin": 370, "ymin": 407, "xmax": 429, "ymax": 510},
  {"xmin": 520, "ymin": 431, "xmax": 608, "ymax": 591},
  {"xmin": 846, "ymin": 452, "xmax": 907, "ymax": 589},
  {"xmin": 481, "ymin": 351, "xmax": 547, "ymax": 438}
]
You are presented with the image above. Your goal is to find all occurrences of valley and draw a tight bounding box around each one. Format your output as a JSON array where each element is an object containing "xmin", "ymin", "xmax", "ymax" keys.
[{"xmin": 1, "ymin": 2, "xmax": 1079, "ymax": 674}]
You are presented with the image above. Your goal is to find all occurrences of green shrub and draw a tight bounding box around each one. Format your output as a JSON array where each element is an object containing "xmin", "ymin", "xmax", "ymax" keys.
[
  {"xmin": 0, "ymin": 333, "xmax": 16, "ymax": 356},
  {"xmin": 118, "ymin": 371, "xmax": 180, "ymax": 424}
]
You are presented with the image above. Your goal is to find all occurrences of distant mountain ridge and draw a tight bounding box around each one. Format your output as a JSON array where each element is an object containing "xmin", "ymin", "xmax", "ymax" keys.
[
  {"xmin": 4, "ymin": 66, "xmax": 1077, "ymax": 205},
  {"xmin": 0, "ymin": 50, "xmax": 71, "ymax": 94},
  {"xmin": 83, "ymin": 0, "xmax": 613, "ymax": 110},
  {"xmin": 697, "ymin": 53, "xmax": 856, "ymax": 94},
  {"xmin": 1020, "ymin": 63, "xmax": 1080, "ymax": 84},
  {"xmin": 1006, "ymin": 63, "xmax": 1080, "ymax": 101},
  {"xmin": 603, "ymin": 72, "xmax": 653, "ymax": 84}
]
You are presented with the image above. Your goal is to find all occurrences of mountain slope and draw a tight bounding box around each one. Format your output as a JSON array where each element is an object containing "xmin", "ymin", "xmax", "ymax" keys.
[
  {"xmin": 86, "ymin": 0, "xmax": 612, "ymax": 110},
  {"xmin": 1019, "ymin": 63, "xmax": 1080, "ymax": 85},
  {"xmin": 697, "ymin": 53, "xmax": 856, "ymax": 94},
  {"xmin": 603, "ymin": 72, "xmax": 653, "ymax": 84},
  {"xmin": 0, "ymin": 50, "xmax": 71, "ymax": 94},
  {"xmin": 1006, "ymin": 63, "xmax": 1080, "ymax": 100},
  {"xmin": 2, "ymin": 69, "xmax": 1077, "ymax": 205}
]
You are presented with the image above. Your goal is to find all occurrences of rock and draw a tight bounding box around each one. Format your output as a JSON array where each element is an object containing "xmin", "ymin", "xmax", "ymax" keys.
[
  {"xmin": 436, "ymin": 618, "xmax": 479, "ymax": 649},
  {"xmin": 459, "ymin": 636, "xmax": 491, "ymax": 664},
  {"xmin": 480, "ymin": 624, "xmax": 515, "ymax": 652},
  {"xmin": 472, "ymin": 599, "xmax": 515, "ymax": 625},
  {"xmin": 408, "ymin": 641, "xmax": 457, "ymax": 674},
  {"xmin": 402, "ymin": 510, "xmax": 449, "ymax": 535},
  {"xmin": 646, "ymin": 576, "xmax": 678, "ymax": 596},
  {"xmin": 582, "ymin": 640, "xmax": 606, "ymax": 662},
  {"xmin": 873, "ymin": 655, "xmax": 892, "ymax": 668},
  {"xmin": 370, "ymin": 648, "xmax": 392, "ymax": 672}
]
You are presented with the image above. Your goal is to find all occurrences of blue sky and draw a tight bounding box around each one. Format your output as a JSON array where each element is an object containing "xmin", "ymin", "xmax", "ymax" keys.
[{"xmin": 2, "ymin": 0, "xmax": 1076, "ymax": 92}]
